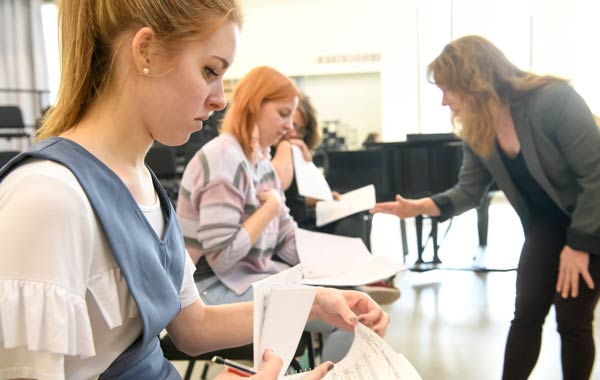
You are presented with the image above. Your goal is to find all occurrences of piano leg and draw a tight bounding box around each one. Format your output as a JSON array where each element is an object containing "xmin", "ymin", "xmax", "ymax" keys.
[
  {"xmin": 415, "ymin": 215, "xmax": 424, "ymax": 264},
  {"xmin": 431, "ymin": 219, "xmax": 441, "ymax": 264},
  {"xmin": 400, "ymin": 219, "xmax": 409, "ymax": 263},
  {"xmin": 412, "ymin": 216, "xmax": 442, "ymax": 271}
]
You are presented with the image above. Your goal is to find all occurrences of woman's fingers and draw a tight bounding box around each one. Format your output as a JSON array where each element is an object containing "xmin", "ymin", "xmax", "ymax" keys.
[{"xmin": 300, "ymin": 362, "xmax": 335, "ymax": 380}]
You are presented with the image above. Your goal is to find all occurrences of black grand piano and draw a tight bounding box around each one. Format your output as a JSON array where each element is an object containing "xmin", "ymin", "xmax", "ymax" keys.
[{"xmin": 323, "ymin": 133, "xmax": 494, "ymax": 270}]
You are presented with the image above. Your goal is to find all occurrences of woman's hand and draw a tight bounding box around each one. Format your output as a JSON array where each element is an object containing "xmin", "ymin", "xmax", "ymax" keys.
[
  {"xmin": 309, "ymin": 287, "xmax": 389, "ymax": 337},
  {"xmin": 332, "ymin": 191, "xmax": 341, "ymax": 201},
  {"xmin": 213, "ymin": 349, "xmax": 334, "ymax": 380},
  {"xmin": 258, "ymin": 189, "xmax": 282, "ymax": 211},
  {"xmin": 299, "ymin": 361, "xmax": 335, "ymax": 379},
  {"xmin": 556, "ymin": 245, "xmax": 594, "ymax": 298},
  {"xmin": 214, "ymin": 349, "xmax": 282, "ymax": 380},
  {"xmin": 288, "ymin": 138, "xmax": 312, "ymax": 162},
  {"xmin": 370, "ymin": 195, "xmax": 440, "ymax": 218}
]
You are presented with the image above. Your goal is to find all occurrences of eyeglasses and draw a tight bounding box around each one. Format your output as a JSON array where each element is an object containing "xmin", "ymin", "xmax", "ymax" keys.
[{"xmin": 293, "ymin": 124, "xmax": 307, "ymax": 138}]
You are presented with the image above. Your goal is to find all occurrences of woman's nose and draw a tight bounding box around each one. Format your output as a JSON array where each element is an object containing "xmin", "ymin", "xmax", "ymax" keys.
[
  {"xmin": 283, "ymin": 119, "xmax": 294, "ymax": 131},
  {"xmin": 208, "ymin": 83, "xmax": 227, "ymax": 111},
  {"xmin": 441, "ymin": 94, "xmax": 449, "ymax": 107}
]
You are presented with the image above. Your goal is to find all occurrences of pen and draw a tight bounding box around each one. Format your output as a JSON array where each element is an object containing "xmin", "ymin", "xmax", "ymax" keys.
[{"xmin": 211, "ymin": 355, "xmax": 257, "ymax": 377}]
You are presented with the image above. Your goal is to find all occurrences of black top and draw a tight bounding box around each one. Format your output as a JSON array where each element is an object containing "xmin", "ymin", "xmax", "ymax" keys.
[
  {"xmin": 498, "ymin": 144, "xmax": 570, "ymax": 229},
  {"xmin": 285, "ymin": 175, "xmax": 316, "ymax": 228}
]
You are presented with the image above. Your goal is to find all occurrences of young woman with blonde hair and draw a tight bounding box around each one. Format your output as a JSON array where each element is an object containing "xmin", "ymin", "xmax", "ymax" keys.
[
  {"xmin": 372, "ymin": 35, "xmax": 600, "ymax": 380},
  {"xmin": 0, "ymin": 1, "xmax": 388, "ymax": 378}
]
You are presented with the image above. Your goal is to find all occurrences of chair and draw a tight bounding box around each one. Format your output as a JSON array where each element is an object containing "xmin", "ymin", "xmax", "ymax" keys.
[
  {"xmin": 331, "ymin": 211, "xmax": 373, "ymax": 251},
  {"xmin": 160, "ymin": 331, "xmax": 316, "ymax": 380},
  {"xmin": 145, "ymin": 144, "xmax": 179, "ymax": 204},
  {"xmin": 0, "ymin": 106, "xmax": 30, "ymax": 144}
]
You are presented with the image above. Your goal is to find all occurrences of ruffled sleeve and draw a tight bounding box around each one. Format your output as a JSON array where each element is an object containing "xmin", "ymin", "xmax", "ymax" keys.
[
  {"xmin": 87, "ymin": 267, "xmax": 138, "ymax": 330},
  {"xmin": 0, "ymin": 279, "xmax": 95, "ymax": 357},
  {"xmin": 0, "ymin": 161, "xmax": 99, "ymax": 358}
]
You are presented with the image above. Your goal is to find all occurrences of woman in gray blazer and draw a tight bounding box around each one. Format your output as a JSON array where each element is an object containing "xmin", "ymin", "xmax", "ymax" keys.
[{"xmin": 372, "ymin": 35, "xmax": 600, "ymax": 380}]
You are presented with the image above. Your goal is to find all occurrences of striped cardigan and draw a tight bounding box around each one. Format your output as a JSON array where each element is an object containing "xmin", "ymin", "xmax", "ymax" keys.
[{"xmin": 176, "ymin": 133, "xmax": 299, "ymax": 295}]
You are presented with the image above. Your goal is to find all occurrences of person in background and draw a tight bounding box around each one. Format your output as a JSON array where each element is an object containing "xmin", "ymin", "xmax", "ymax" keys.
[
  {"xmin": 177, "ymin": 66, "xmax": 302, "ymax": 304},
  {"xmin": 271, "ymin": 93, "xmax": 340, "ymax": 230},
  {"xmin": 271, "ymin": 94, "xmax": 401, "ymax": 306},
  {"xmin": 0, "ymin": 1, "xmax": 389, "ymax": 378},
  {"xmin": 371, "ymin": 35, "xmax": 600, "ymax": 380},
  {"xmin": 177, "ymin": 66, "xmax": 389, "ymax": 364},
  {"xmin": 362, "ymin": 132, "xmax": 382, "ymax": 147}
]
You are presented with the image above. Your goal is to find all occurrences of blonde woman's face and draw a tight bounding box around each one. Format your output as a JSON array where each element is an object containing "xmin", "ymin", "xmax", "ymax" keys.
[
  {"xmin": 255, "ymin": 97, "xmax": 298, "ymax": 148},
  {"xmin": 141, "ymin": 21, "xmax": 239, "ymax": 146},
  {"xmin": 439, "ymin": 86, "xmax": 464, "ymax": 118}
]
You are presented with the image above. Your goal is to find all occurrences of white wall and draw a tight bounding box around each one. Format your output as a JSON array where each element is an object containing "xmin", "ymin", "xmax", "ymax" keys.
[
  {"xmin": 230, "ymin": 0, "xmax": 600, "ymax": 146},
  {"xmin": 300, "ymin": 73, "xmax": 382, "ymax": 149},
  {"xmin": 39, "ymin": 1, "xmax": 599, "ymax": 146}
]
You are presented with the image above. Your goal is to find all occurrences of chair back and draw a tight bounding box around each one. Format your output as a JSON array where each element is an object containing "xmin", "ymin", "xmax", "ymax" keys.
[
  {"xmin": 0, "ymin": 106, "xmax": 24, "ymax": 128},
  {"xmin": 0, "ymin": 106, "xmax": 29, "ymax": 140}
]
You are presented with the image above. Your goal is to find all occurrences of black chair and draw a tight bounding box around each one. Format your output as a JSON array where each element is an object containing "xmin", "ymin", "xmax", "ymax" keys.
[
  {"xmin": 160, "ymin": 331, "xmax": 316, "ymax": 380},
  {"xmin": 145, "ymin": 144, "xmax": 179, "ymax": 204},
  {"xmin": 331, "ymin": 211, "xmax": 373, "ymax": 251},
  {"xmin": 0, "ymin": 106, "xmax": 30, "ymax": 142}
]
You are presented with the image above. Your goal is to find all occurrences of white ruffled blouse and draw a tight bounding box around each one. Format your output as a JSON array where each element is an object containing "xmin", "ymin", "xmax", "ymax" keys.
[{"xmin": 0, "ymin": 160, "xmax": 199, "ymax": 380}]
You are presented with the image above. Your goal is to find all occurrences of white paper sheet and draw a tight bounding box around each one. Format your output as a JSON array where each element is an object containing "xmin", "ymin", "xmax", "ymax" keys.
[
  {"xmin": 292, "ymin": 145, "xmax": 333, "ymax": 201},
  {"xmin": 259, "ymin": 285, "xmax": 316, "ymax": 378},
  {"xmin": 315, "ymin": 184, "xmax": 376, "ymax": 226},
  {"xmin": 252, "ymin": 265, "xmax": 316, "ymax": 378},
  {"xmin": 295, "ymin": 228, "xmax": 405, "ymax": 286},
  {"xmin": 285, "ymin": 324, "xmax": 422, "ymax": 380}
]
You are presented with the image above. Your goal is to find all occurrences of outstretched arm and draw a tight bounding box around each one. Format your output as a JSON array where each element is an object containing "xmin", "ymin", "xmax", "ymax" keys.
[{"xmin": 370, "ymin": 194, "xmax": 440, "ymax": 219}]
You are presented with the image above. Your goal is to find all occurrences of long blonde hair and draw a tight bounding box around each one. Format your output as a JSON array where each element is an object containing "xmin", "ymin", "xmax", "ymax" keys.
[
  {"xmin": 38, "ymin": 0, "xmax": 242, "ymax": 141},
  {"xmin": 221, "ymin": 66, "xmax": 299, "ymax": 157},
  {"xmin": 427, "ymin": 35, "xmax": 567, "ymax": 157}
]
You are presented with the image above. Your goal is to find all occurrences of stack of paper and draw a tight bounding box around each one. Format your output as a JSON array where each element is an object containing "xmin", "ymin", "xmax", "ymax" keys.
[
  {"xmin": 295, "ymin": 228, "xmax": 405, "ymax": 286},
  {"xmin": 286, "ymin": 323, "xmax": 423, "ymax": 380},
  {"xmin": 253, "ymin": 266, "xmax": 422, "ymax": 380},
  {"xmin": 315, "ymin": 184, "xmax": 376, "ymax": 226},
  {"xmin": 291, "ymin": 145, "xmax": 377, "ymax": 226},
  {"xmin": 252, "ymin": 266, "xmax": 317, "ymax": 378},
  {"xmin": 292, "ymin": 145, "xmax": 333, "ymax": 201}
]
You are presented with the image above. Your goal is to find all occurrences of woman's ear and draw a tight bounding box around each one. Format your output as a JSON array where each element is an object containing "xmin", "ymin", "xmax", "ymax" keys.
[{"xmin": 131, "ymin": 27, "xmax": 155, "ymax": 75}]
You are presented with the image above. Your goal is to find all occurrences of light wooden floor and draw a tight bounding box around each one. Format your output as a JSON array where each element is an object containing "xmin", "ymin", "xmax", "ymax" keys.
[{"xmin": 172, "ymin": 194, "xmax": 600, "ymax": 379}]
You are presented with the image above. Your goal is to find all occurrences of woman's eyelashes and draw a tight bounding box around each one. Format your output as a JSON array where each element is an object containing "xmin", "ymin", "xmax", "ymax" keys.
[{"xmin": 204, "ymin": 66, "xmax": 219, "ymax": 78}]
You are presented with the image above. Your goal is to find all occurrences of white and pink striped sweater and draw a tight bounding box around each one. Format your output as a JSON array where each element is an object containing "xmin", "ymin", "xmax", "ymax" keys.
[{"xmin": 176, "ymin": 133, "xmax": 299, "ymax": 295}]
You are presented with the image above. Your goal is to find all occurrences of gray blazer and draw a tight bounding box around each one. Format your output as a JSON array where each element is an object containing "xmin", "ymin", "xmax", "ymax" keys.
[{"xmin": 432, "ymin": 83, "xmax": 600, "ymax": 253}]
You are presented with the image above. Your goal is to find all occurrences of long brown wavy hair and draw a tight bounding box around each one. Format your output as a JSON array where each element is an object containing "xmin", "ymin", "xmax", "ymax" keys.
[
  {"xmin": 38, "ymin": 0, "xmax": 242, "ymax": 141},
  {"xmin": 296, "ymin": 93, "xmax": 322, "ymax": 150},
  {"xmin": 427, "ymin": 35, "xmax": 567, "ymax": 157}
]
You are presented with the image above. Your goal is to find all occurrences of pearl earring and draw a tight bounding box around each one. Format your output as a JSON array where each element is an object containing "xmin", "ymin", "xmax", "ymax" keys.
[{"xmin": 142, "ymin": 67, "xmax": 150, "ymax": 75}]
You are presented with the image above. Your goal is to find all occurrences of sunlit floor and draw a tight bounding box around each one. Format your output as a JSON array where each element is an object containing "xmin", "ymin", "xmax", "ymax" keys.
[{"xmin": 171, "ymin": 194, "xmax": 600, "ymax": 379}]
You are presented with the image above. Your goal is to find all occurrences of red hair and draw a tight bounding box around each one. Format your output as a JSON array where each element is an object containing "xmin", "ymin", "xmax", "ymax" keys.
[{"xmin": 221, "ymin": 66, "xmax": 299, "ymax": 157}]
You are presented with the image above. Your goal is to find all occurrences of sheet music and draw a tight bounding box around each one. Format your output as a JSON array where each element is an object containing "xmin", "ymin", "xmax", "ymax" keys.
[
  {"xmin": 315, "ymin": 184, "xmax": 376, "ymax": 226},
  {"xmin": 252, "ymin": 265, "xmax": 316, "ymax": 378},
  {"xmin": 292, "ymin": 145, "xmax": 333, "ymax": 201},
  {"xmin": 296, "ymin": 229, "xmax": 405, "ymax": 286},
  {"xmin": 284, "ymin": 324, "xmax": 422, "ymax": 380}
]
